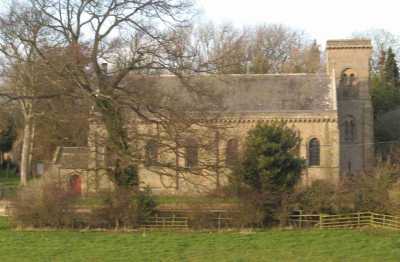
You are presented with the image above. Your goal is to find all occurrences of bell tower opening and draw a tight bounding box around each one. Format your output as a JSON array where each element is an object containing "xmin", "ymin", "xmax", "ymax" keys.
[{"xmin": 326, "ymin": 39, "xmax": 372, "ymax": 100}]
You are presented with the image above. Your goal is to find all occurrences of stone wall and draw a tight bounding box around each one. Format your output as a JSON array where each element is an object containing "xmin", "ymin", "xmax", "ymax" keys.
[{"xmin": 137, "ymin": 111, "xmax": 340, "ymax": 195}]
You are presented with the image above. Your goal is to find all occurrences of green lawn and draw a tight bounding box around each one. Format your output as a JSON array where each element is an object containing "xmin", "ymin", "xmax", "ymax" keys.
[{"xmin": 0, "ymin": 218, "xmax": 400, "ymax": 261}]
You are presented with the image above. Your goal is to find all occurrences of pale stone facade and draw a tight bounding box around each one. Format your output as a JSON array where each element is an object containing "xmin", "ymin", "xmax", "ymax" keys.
[{"xmin": 53, "ymin": 39, "xmax": 374, "ymax": 195}]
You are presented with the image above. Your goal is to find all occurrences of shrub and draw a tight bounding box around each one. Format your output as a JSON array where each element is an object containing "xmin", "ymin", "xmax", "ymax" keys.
[
  {"xmin": 352, "ymin": 177, "xmax": 390, "ymax": 213},
  {"xmin": 91, "ymin": 187, "xmax": 157, "ymax": 229},
  {"xmin": 291, "ymin": 163, "xmax": 400, "ymax": 216},
  {"xmin": 10, "ymin": 177, "xmax": 78, "ymax": 228},
  {"xmin": 136, "ymin": 187, "xmax": 157, "ymax": 224},
  {"xmin": 186, "ymin": 203, "xmax": 216, "ymax": 229},
  {"xmin": 91, "ymin": 188, "xmax": 137, "ymax": 229},
  {"xmin": 231, "ymin": 190, "xmax": 267, "ymax": 228},
  {"xmin": 291, "ymin": 180, "xmax": 339, "ymax": 214}
]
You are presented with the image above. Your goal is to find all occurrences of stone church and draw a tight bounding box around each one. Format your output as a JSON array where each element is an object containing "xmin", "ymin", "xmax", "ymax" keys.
[{"xmin": 53, "ymin": 39, "xmax": 374, "ymax": 195}]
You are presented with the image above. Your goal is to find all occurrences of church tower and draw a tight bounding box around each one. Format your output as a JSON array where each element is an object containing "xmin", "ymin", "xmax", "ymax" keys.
[{"xmin": 326, "ymin": 39, "xmax": 374, "ymax": 175}]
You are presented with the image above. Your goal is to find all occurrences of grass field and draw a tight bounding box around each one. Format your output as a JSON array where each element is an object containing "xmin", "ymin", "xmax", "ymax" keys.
[{"xmin": 0, "ymin": 218, "xmax": 400, "ymax": 261}]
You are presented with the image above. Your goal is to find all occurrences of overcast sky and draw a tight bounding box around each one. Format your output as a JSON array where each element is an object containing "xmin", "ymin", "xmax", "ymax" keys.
[{"xmin": 198, "ymin": 0, "xmax": 399, "ymax": 44}]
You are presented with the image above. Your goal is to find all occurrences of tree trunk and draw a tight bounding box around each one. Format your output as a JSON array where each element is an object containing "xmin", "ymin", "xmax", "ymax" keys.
[
  {"xmin": 28, "ymin": 122, "xmax": 35, "ymax": 176},
  {"xmin": 20, "ymin": 117, "xmax": 33, "ymax": 186},
  {"xmin": 0, "ymin": 151, "xmax": 3, "ymax": 168}
]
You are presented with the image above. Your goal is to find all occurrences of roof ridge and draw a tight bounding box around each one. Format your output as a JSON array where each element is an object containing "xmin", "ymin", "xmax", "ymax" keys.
[{"xmin": 158, "ymin": 73, "xmax": 327, "ymax": 77}]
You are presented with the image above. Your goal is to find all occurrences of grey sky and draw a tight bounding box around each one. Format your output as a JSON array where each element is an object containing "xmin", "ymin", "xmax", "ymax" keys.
[{"xmin": 198, "ymin": 0, "xmax": 399, "ymax": 44}]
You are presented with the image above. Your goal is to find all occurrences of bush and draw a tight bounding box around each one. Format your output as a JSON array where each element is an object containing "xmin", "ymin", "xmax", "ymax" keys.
[
  {"xmin": 10, "ymin": 177, "xmax": 78, "ymax": 228},
  {"xmin": 291, "ymin": 163, "xmax": 400, "ymax": 216},
  {"xmin": 186, "ymin": 203, "xmax": 216, "ymax": 229},
  {"xmin": 291, "ymin": 180, "xmax": 340, "ymax": 214},
  {"xmin": 231, "ymin": 190, "xmax": 267, "ymax": 228},
  {"xmin": 136, "ymin": 187, "xmax": 157, "ymax": 224},
  {"xmin": 91, "ymin": 187, "xmax": 157, "ymax": 229},
  {"xmin": 10, "ymin": 175, "xmax": 157, "ymax": 230}
]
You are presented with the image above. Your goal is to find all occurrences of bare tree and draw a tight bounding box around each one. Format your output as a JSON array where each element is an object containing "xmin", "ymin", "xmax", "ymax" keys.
[
  {"xmin": 193, "ymin": 22, "xmax": 321, "ymax": 74},
  {"xmin": 0, "ymin": 5, "xmax": 90, "ymax": 184},
  {"xmin": 0, "ymin": 0, "xmax": 230, "ymax": 190},
  {"xmin": 353, "ymin": 29, "xmax": 400, "ymax": 71},
  {"xmin": 0, "ymin": 9, "xmax": 53, "ymax": 185}
]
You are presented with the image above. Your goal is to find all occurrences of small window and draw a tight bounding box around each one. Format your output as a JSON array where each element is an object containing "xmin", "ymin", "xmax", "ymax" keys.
[
  {"xmin": 308, "ymin": 138, "xmax": 320, "ymax": 166},
  {"xmin": 344, "ymin": 116, "xmax": 356, "ymax": 143},
  {"xmin": 145, "ymin": 140, "xmax": 159, "ymax": 166},
  {"xmin": 225, "ymin": 139, "xmax": 239, "ymax": 167},
  {"xmin": 184, "ymin": 138, "xmax": 198, "ymax": 168}
]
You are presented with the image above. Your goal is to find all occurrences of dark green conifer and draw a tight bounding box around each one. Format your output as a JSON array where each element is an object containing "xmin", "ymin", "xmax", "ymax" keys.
[{"xmin": 383, "ymin": 47, "xmax": 399, "ymax": 88}]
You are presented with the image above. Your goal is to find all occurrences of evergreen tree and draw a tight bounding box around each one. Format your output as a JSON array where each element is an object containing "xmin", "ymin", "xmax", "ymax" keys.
[
  {"xmin": 379, "ymin": 50, "xmax": 386, "ymax": 79},
  {"xmin": 235, "ymin": 123, "xmax": 305, "ymax": 225},
  {"xmin": 383, "ymin": 47, "xmax": 399, "ymax": 88},
  {"xmin": 240, "ymin": 123, "xmax": 305, "ymax": 193}
]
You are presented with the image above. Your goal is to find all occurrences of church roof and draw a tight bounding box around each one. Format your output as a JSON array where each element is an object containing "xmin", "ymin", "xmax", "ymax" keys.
[
  {"xmin": 136, "ymin": 73, "xmax": 335, "ymax": 113},
  {"xmin": 215, "ymin": 74, "xmax": 334, "ymax": 112},
  {"xmin": 54, "ymin": 147, "xmax": 89, "ymax": 169}
]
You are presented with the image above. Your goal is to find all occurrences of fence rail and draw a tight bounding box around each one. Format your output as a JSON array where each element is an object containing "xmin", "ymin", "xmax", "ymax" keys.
[
  {"xmin": 142, "ymin": 214, "xmax": 189, "ymax": 230},
  {"xmin": 142, "ymin": 212, "xmax": 234, "ymax": 230},
  {"xmin": 289, "ymin": 212, "xmax": 400, "ymax": 230}
]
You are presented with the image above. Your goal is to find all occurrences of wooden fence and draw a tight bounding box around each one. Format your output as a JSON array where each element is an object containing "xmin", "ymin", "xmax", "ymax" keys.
[
  {"xmin": 289, "ymin": 212, "xmax": 400, "ymax": 230},
  {"xmin": 142, "ymin": 211, "xmax": 234, "ymax": 230},
  {"xmin": 142, "ymin": 214, "xmax": 189, "ymax": 230}
]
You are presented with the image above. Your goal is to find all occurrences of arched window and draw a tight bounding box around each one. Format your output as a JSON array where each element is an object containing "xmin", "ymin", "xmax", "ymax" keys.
[
  {"xmin": 341, "ymin": 69, "xmax": 357, "ymax": 87},
  {"xmin": 340, "ymin": 69, "xmax": 359, "ymax": 98},
  {"xmin": 344, "ymin": 116, "xmax": 356, "ymax": 143},
  {"xmin": 308, "ymin": 138, "xmax": 320, "ymax": 166},
  {"xmin": 145, "ymin": 140, "xmax": 159, "ymax": 166},
  {"xmin": 225, "ymin": 139, "xmax": 239, "ymax": 167},
  {"xmin": 184, "ymin": 138, "xmax": 198, "ymax": 168}
]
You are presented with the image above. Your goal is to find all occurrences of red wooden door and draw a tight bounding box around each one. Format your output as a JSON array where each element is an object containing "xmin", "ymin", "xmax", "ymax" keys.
[{"xmin": 70, "ymin": 175, "xmax": 82, "ymax": 195}]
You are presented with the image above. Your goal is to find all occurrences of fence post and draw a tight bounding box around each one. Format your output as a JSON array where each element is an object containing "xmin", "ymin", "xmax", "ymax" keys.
[
  {"xmin": 319, "ymin": 214, "xmax": 323, "ymax": 229},
  {"xmin": 370, "ymin": 212, "xmax": 373, "ymax": 227},
  {"xmin": 357, "ymin": 213, "xmax": 360, "ymax": 227},
  {"xmin": 383, "ymin": 214, "xmax": 386, "ymax": 228},
  {"xmin": 299, "ymin": 210, "xmax": 303, "ymax": 228},
  {"xmin": 218, "ymin": 213, "xmax": 221, "ymax": 231}
]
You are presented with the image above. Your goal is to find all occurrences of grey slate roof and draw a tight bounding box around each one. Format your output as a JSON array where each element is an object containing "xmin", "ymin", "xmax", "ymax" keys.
[
  {"xmin": 217, "ymin": 74, "xmax": 333, "ymax": 112},
  {"xmin": 55, "ymin": 147, "xmax": 89, "ymax": 169},
  {"xmin": 139, "ymin": 73, "xmax": 334, "ymax": 113}
]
